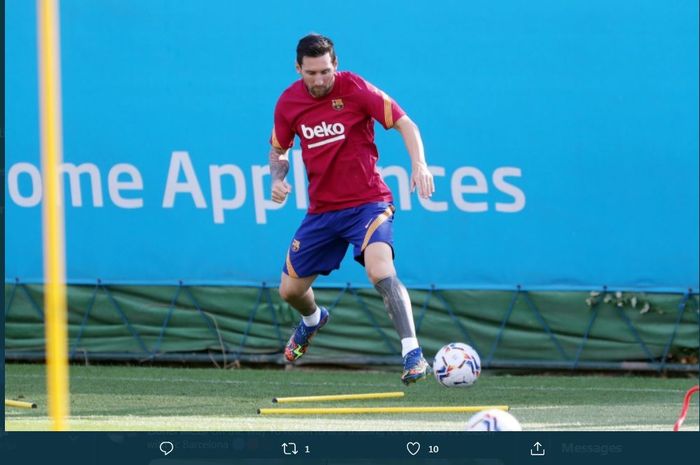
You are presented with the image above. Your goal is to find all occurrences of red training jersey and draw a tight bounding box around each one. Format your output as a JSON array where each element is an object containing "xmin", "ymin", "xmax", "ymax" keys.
[{"xmin": 270, "ymin": 71, "xmax": 406, "ymax": 213}]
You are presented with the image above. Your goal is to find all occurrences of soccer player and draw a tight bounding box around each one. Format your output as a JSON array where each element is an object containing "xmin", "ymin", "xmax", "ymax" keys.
[{"xmin": 269, "ymin": 34, "xmax": 435, "ymax": 384}]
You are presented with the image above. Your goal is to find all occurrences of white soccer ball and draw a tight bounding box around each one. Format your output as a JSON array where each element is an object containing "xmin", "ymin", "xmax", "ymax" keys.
[
  {"xmin": 432, "ymin": 342, "xmax": 481, "ymax": 387},
  {"xmin": 465, "ymin": 409, "xmax": 522, "ymax": 431}
]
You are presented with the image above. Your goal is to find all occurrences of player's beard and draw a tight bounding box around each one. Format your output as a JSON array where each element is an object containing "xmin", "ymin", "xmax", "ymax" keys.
[{"xmin": 307, "ymin": 77, "xmax": 334, "ymax": 98}]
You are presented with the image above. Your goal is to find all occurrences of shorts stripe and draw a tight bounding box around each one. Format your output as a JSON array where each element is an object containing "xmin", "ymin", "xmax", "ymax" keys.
[
  {"xmin": 286, "ymin": 252, "xmax": 299, "ymax": 278},
  {"xmin": 361, "ymin": 206, "xmax": 394, "ymax": 252}
]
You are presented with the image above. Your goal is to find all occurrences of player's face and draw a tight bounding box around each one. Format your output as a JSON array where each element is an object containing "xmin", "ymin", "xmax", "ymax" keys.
[{"xmin": 297, "ymin": 53, "xmax": 337, "ymax": 98}]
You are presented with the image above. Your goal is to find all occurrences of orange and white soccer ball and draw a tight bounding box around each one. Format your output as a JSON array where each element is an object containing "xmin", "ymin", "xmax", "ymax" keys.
[{"xmin": 432, "ymin": 342, "xmax": 481, "ymax": 387}]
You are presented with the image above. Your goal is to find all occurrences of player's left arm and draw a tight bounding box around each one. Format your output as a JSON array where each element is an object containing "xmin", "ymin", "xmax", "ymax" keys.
[{"xmin": 393, "ymin": 115, "xmax": 434, "ymax": 199}]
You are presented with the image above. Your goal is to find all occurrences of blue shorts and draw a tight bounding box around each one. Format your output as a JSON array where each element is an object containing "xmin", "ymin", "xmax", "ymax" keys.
[{"xmin": 283, "ymin": 202, "xmax": 396, "ymax": 278}]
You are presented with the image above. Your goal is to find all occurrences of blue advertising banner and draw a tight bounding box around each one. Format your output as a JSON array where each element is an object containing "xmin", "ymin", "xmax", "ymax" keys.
[{"xmin": 5, "ymin": 0, "xmax": 699, "ymax": 291}]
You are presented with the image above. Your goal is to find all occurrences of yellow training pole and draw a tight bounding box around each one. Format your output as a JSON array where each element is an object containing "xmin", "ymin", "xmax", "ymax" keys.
[
  {"xmin": 273, "ymin": 392, "xmax": 405, "ymax": 403},
  {"xmin": 5, "ymin": 399, "xmax": 38, "ymax": 409},
  {"xmin": 258, "ymin": 405, "xmax": 510, "ymax": 415},
  {"xmin": 37, "ymin": 0, "xmax": 69, "ymax": 431}
]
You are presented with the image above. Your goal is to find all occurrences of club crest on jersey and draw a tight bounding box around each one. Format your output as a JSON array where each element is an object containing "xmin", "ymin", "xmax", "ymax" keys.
[
  {"xmin": 332, "ymin": 99, "xmax": 344, "ymax": 111},
  {"xmin": 291, "ymin": 239, "xmax": 301, "ymax": 252}
]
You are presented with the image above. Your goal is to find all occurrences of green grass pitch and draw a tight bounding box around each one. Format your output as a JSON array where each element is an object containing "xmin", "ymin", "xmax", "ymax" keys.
[{"xmin": 4, "ymin": 363, "xmax": 698, "ymax": 431}]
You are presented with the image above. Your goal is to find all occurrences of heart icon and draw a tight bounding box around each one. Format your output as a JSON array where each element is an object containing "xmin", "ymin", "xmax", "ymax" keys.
[{"xmin": 406, "ymin": 442, "xmax": 421, "ymax": 456}]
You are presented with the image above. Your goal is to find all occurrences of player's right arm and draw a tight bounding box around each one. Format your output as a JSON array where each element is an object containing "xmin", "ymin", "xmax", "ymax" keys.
[
  {"xmin": 269, "ymin": 98, "xmax": 295, "ymax": 204},
  {"xmin": 269, "ymin": 145, "xmax": 292, "ymax": 203}
]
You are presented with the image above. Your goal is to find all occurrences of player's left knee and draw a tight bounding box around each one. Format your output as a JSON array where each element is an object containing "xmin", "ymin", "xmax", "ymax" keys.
[
  {"xmin": 364, "ymin": 243, "xmax": 395, "ymax": 283},
  {"xmin": 365, "ymin": 261, "xmax": 395, "ymax": 284}
]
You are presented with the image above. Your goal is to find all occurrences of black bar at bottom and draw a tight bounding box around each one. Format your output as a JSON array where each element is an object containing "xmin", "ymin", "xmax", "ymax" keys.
[{"xmin": 0, "ymin": 431, "xmax": 697, "ymax": 465}]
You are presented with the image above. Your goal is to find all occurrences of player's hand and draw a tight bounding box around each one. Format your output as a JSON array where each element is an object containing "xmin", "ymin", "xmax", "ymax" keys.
[
  {"xmin": 410, "ymin": 163, "xmax": 435, "ymax": 199},
  {"xmin": 271, "ymin": 179, "xmax": 292, "ymax": 203}
]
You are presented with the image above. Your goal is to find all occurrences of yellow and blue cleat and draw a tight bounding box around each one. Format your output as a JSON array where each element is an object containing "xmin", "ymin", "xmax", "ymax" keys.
[
  {"xmin": 401, "ymin": 347, "xmax": 431, "ymax": 385},
  {"xmin": 284, "ymin": 307, "xmax": 330, "ymax": 362}
]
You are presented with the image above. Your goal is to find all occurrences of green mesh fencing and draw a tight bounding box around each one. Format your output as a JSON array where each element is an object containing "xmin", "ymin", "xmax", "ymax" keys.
[{"xmin": 4, "ymin": 281, "xmax": 699, "ymax": 371}]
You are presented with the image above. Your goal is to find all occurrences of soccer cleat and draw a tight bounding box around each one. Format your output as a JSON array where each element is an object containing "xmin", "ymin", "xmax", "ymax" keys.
[
  {"xmin": 284, "ymin": 307, "xmax": 330, "ymax": 362},
  {"xmin": 401, "ymin": 347, "xmax": 431, "ymax": 385}
]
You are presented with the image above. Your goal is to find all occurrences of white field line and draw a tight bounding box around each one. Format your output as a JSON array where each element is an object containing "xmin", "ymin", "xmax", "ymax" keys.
[
  {"xmin": 6, "ymin": 373, "xmax": 398, "ymax": 388},
  {"xmin": 524, "ymin": 422, "xmax": 698, "ymax": 431},
  {"xmin": 515, "ymin": 404, "xmax": 697, "ymax": 410},
  {"xmin": 6, "ymin": 416, "xmax": 698, "ymax": 432},
  {"xmin": 5, "ymin": 372, "xmax": 690, "ymax": 394},
  {"xmin": 4, "ymin": 416, "xmax": 466, "ymax": 431}
]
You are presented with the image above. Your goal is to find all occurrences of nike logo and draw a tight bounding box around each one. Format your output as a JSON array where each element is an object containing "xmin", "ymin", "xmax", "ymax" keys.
[{"xmin": 364, "ymin": 219, "xmax": 373, "ymax": 229}]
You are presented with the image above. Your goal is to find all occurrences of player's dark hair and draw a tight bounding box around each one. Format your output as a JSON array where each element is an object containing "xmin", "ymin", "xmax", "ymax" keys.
[{"xmin": 296, "ymin": 34, "xmax": 336, "ymax": 66}]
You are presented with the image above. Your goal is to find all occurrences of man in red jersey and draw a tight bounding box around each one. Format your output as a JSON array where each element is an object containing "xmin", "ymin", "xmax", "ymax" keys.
[{"xmin": 269, "ymin": 34, "xmax": 434, "ymax": 384}]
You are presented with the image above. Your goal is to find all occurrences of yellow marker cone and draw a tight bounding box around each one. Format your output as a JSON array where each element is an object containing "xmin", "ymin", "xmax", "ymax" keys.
[{"xmin": 5, "ymin": 399, "xmax": 38, "ymax": 409}]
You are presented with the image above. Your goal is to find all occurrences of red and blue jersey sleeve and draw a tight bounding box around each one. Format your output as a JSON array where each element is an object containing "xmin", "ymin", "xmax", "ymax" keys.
[
  {"xmin": 270, "ymin": 99, "xmax": 295, "ymax": 150},
  {"xmin": 349, "ymin": 73, "xmax": 406, "ymax": 129}
]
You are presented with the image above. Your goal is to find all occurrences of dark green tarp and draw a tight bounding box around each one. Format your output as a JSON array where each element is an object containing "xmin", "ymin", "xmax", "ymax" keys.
[{"xmin": 4, "ymin": 284, "xmax": 698, "ymax": 369}]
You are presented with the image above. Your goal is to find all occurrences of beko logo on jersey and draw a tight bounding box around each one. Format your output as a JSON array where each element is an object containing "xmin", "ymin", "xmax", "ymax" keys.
[
  {"xmin": 301, "ymin": 121, "xmax": 345, "ymax": 138},
  {"xmin": 300, "ymin": 122, "xmax": 346, "ymax": 148}
]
